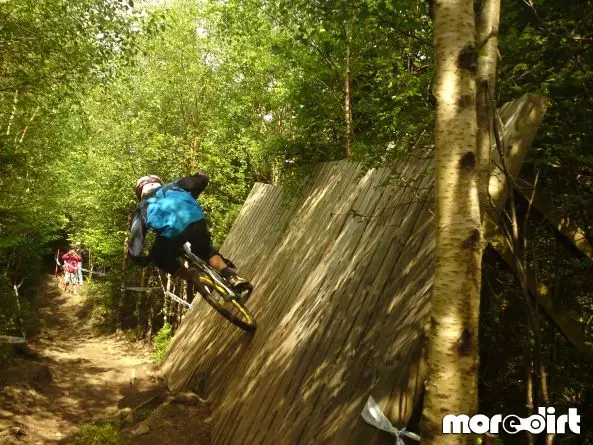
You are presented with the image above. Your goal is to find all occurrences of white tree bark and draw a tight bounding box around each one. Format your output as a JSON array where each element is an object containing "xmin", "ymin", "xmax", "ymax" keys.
[
  {"xmin": 477, "ymin": 0, "xmax": 500, "ymax": 95},
  {"xmin": 476, "ymin": 0, "xmax": 501, "ymax": 212},
  {"xmin": 344, "ymin": 23, "xmax": 353, "ymax": 158},
  {"xmin": 422, "ymin": 0, "xmax": 482, "ymax": 443}
]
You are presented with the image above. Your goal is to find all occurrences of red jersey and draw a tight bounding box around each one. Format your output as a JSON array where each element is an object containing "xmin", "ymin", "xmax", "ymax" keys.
[{"xmin": 62, "ymin": 251, "xmax": 81, "ymax": 274}]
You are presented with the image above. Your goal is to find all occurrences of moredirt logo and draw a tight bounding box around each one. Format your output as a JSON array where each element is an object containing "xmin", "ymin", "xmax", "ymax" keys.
[{"xmin": 442, "ymin": 407, "xmax": 581, "ymax": 435}]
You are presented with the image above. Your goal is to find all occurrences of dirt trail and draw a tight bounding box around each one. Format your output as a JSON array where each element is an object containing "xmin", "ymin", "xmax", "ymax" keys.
[{"xmin": 0, "ymin": 278, "xmax": 167, "ymax": 444}]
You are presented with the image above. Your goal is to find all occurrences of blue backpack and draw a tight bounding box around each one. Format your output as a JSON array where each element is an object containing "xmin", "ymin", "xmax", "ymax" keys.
[{"xmin": 143, "ymin": 183, "xmax": 205, "ymax": 238}]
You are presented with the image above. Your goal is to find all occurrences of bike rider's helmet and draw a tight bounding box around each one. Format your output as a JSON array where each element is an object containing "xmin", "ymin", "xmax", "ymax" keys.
[{"xmin": 135, "ymin": 175, "xmax": 164, "ymax": 199}]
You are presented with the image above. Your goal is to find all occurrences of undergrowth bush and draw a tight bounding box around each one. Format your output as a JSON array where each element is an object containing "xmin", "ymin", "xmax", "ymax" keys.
[
  {"xmin": 82, "ymin": 280, "xmax": 119, "ymax": 332},
  {"xmin": 153, "ymin": 322, "xmax": 173, "ymax": 363},
  {"xmin": 74, "ymin": 422, "xmax": 123, "ymax": 445}
]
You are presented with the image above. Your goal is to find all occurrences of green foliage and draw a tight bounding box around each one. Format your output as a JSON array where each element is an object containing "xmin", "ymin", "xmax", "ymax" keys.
[
  {"xmin": 74, "ymin": 422, "xmax": 124, "ymax": 445},
  {"xmin": 483, "ymin": 5, "xmax": 593, "ymax": 440},
  {"xmin": 82, "ymin": 280, "xmax": 121, "ymax": 332},
  {"xmin": 0, "ymin": 343, "xmax": 14, "ymax": 366},
  {"xmin": 51, "ymin": 0, "xmax": 436, "ymax": 288},
  {"xmin": 1, "ymin": 1, "xmax": 591, "ymax": 439},
  {"xmin": 236, "ymin": 0, "xmax": 434, "ymax": 167},
  {"xmin": 498, "ymin": 0, "xmax": 593, "ymax": 236},
  {"xmin": 153, "ymin": 322, "xmax": 173, "ymax": 363},
  {"xmin": 0, "ymin": 0, "xmax": 147, "ymax": 339}
]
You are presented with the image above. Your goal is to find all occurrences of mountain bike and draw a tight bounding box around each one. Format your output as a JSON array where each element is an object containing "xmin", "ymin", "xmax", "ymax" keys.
[
  {"xmin": 61, "ymin": 267, "xmax": 79, "ymax": 294},
  {"xmin": 180, "ymin": 242, "xmax": 257, "ymax": 332},
  {"xmin": 55, "ymin": 258, "xmax": 78, "ymax": 294}
]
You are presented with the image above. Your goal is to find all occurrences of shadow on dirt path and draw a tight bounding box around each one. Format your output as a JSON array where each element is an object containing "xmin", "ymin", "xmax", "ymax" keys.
[{"xmin": 0, "ymin": 277, "xmax": 167, "ymax": 444}]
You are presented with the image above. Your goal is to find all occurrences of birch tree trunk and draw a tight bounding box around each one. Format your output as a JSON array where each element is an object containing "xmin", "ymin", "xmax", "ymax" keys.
[
  {"xmin": 344, "ymin": 24, "xmax": 353, "ymax": 158},
  {"xmin": 477, "ymin": 0, "xmax": 500, "ymax": 95},
  {"xmin": 476, "ymin": 0, "xmax": 500, "ymax": 212},
  {"xmin": 422, "ymin": 0, "xmax": 482, "ymax": 443}
]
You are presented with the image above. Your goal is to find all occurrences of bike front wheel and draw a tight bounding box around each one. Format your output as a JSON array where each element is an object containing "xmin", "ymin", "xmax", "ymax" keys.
[{"xmin": 196, "ymin": 277, "xmax": 257, "ymax": 332}]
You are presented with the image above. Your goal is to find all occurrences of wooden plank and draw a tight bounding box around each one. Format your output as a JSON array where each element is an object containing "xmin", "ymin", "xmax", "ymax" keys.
[
  {"xmin": 163, "ymin": 184, "xmax": 289, "ymax": 393},
  {"xmin": 241, "ymin": 187, "xmax": 297, "ymax": 278},
  {"xmin": 374, "ymin": 161, "xmax": 434, "ymax": 429},
  {"xmin": 161, "ymin": 187, "xmax": 284, "ymax": 392},
  {"xmin": 230, "ymin": 186, "xmax": 275, "ymax": 270},
  {"xmin": 231, "ymin": 185, "xmax": 283, "ymax": 262},
  {"xmin": 222, "ymin": 162, "xmax": 368, "ymax": 444},
  {"xmin": 224, "ymin": 184, "xmax": 281, "ymax": 271},
  {"xmin": 235, "ymin": 161, "xmax": 368, "ymax": 442},
  {"xmin": 307, "ymin": 159, "xmax": 434, "ymax": 444},
  {"xmin": 488, "ymin": 94, "xmax": 547, "ymax": 214},
  {"xmin": 221, "ymin": 183, "xmax": 268, "ymax": 261},
  {"xmin": 220, "ymin": 164, "xmax": 358, "ymax": 440},
  {"xmin": 308, "ymin": 158, "xmax": 432, "ymax": 439},
  {"xmin": 253, "ymin": 168, "xmax": 394, "ymax": 445},
  {"xmin": 268, "ymin": 158, "xmax": 430, "ymax": 441},
  {"xmin": 284, "ymin": 165, "xmax": 418, "ymax": 441},
  {"xmin": 211, "ymin": 166, "xmax": 343, "ymax": 444},
  {"xmin": 248, "ymin": 163, "xmax": 361, "ymax": 330},
  {"xmin": 229, "ymin": 159, "xmax": 404, "ymax": 440}
]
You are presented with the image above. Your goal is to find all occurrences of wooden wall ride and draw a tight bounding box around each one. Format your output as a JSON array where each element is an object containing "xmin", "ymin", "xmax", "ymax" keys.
[
  {"xmin": 162, "ymin": 157, "xmax": 435, "ymax": 445},
  {"xmin": 161, "ymin": 94, "xmax": 555, "ymax": 445}
]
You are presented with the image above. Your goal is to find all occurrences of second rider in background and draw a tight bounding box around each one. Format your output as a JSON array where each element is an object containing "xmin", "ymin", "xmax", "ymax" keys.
[{"xmin": 128, "ymin": 172, "xmax": 252, "ymax": 299}]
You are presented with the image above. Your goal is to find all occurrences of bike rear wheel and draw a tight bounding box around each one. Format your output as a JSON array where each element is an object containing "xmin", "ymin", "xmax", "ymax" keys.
[{"xmin": 195, "ymin": 274, "xmax": 257, "ymax": 332}]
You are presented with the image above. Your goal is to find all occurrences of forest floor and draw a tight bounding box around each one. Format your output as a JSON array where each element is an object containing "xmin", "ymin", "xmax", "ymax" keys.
[{"xmin": 0, "ymin": 277, "xmax": 211, "ymax": 445}]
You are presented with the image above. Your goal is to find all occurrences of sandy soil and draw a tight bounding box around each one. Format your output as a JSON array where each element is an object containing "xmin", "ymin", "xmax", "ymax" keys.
[{"xmin": 0, "ymin": 278, "xmax": 211, "ymax": 445}]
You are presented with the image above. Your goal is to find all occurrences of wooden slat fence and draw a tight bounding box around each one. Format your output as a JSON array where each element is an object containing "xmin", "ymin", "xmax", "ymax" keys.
[{"xmin": 161, "ymin": 156, "xmax": 436, "ymax": 445}]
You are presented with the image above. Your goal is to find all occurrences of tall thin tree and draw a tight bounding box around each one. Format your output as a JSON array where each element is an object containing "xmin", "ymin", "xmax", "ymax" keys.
[
  {"xmin": 476, "ymin": 0, "xmax": 501, "ymax": 214},
  {"xmin": 422, "ymin": 0, "xmax": 482, "ymax": 443}
]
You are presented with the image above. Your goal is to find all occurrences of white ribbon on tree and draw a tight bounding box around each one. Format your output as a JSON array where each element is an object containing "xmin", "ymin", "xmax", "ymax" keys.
[{"xmin": 361, "ymin": 395, "xmax": 421, "ymax": 444}]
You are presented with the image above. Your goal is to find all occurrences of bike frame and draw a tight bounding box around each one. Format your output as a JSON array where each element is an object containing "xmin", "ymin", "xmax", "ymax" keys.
[
  {"xmin": 180, "ymin": 242, "xmax": 238, "ymax": 300},
  {"xmin": 178, "ymin": 242, "xmax": 256, "ymax": 332}
]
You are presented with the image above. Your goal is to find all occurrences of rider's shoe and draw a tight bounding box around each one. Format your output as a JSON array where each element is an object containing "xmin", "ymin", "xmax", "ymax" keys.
[{"xmin": 228, "ymin": 275, "xmax": 253, "ymax": 303}]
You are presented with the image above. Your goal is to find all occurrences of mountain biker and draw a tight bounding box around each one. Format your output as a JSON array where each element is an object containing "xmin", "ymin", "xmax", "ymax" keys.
[
  {"xmin": 61, "ymin": 249, "xmax": 81, "ymax": 291},
  {"xmin": 128, "ymin": 173, "xmax": 252, "ymax": 298}
]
